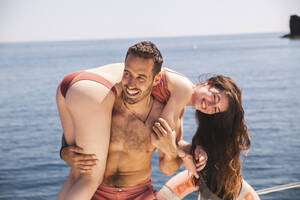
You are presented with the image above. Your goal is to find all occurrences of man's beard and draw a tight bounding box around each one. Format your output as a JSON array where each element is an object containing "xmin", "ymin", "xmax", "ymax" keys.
[{"xmin": 122, "ymin": 85, "xmax": 152, "ymax": 104}]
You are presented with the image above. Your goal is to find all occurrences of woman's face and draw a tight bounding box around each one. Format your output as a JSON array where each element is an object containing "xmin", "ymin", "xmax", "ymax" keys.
[{"xmin": 193, "ymin": 84, "xmax": 229, "ymax": 114}]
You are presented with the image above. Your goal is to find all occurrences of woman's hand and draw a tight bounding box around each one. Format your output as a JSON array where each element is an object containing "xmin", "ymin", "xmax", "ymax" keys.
[
  {"xmin": 194, "ymin": 145, "xmax": 207, "ymax": 171},
  {"xmin": 178, "ymin": 149, "xmax": 199, "ymax": 178},
  {"xmin": 61, "ymin": 146, "xmax": 98, "ymax": 173},
  {"xmin": 179, "ymin": 145, "xmax": 207, "ymax": 179}
]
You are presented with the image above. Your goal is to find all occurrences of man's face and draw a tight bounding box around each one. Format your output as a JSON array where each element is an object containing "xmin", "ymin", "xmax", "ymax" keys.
[{"xmin": 122, "ymin": 54, "xmax": 155, "ymax": 104}]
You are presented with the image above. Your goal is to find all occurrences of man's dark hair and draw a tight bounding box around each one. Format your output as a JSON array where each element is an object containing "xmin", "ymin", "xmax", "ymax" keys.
[{"xmin": 125, "ymin": 41, "xmax": 163, "ymax": 76}]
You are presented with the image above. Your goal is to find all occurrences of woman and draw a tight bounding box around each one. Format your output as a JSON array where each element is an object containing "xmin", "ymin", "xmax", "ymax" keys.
[{"xmin": 156, "ymin": 76, "xmax": 260, "ymax": 200}]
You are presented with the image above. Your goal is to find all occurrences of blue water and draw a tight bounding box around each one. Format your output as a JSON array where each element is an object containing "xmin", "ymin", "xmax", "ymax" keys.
[{"xmin": 0, "ymin": 33, "xmax": 300, "ymax": 200}]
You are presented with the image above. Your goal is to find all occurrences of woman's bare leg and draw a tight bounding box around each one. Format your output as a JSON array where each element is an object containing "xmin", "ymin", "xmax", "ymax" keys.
[{"xmin": 57, "ymin": 81, "xmax": 114, "ymax": 200}]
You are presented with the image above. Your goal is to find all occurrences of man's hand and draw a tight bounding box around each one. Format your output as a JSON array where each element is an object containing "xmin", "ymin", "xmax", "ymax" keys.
[
  {"xmin": 151, "ymin": 118, "xmax": 178, "ymax": 158},
  {"xmin": 61, "ymin": 146, "xmax": 98, "ymax": 173}
]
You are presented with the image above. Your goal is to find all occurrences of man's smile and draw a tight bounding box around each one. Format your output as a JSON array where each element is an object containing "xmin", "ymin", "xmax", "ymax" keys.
[{"xmin": 125, "ymin": 88, "xmax": 139, "ymax": 96}]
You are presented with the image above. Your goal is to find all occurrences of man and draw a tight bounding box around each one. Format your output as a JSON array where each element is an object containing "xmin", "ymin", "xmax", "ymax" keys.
[
  {"xmin": 58, "ymin": 41, "xmax": 185, "ymax": 200},
  {"xmin": 93, "ymin": 43, "xmax": 183, "ymax": 199}
]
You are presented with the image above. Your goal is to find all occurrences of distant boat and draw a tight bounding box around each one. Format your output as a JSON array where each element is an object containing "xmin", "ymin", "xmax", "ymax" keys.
[{"xmin": 282, "ymin": 15, "xmax": 300, "ymax": 39}]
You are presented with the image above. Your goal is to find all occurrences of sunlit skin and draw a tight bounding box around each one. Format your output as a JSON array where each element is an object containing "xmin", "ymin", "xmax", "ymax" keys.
[
  {"xmin": 190, "ymin": 83, "xmax": 229, "ymax": 114},
  {"xmin": 121, "ymin": 54, "xmax": 157, "ymax": 105},
  {"xmin": 100, "ymin": 54, "xmax": 183, "ymax": 187},
  {"xmin": 59, "ymin": 62, "xmax": 209, "ymax": 179}
]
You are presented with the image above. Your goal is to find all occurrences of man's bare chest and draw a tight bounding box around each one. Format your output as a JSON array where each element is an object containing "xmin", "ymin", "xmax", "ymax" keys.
[{"xmin": 110, "ymin": 107, "xmax": 156, "ymax": 152}]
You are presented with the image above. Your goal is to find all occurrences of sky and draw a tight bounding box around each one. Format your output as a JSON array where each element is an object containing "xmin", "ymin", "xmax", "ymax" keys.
[{"xmin": 0, "ymin": 0, "xmax": 299, "ymax": 43}]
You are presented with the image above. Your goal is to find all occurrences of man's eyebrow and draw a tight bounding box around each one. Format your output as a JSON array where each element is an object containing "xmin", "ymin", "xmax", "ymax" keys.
[
  {"xmin": 138, "ymin": 74, "xmax": 147, "ymax": 78},
  {"xmin": 124, "ymin": 69, "xmax": 147, "ymax": 78}
]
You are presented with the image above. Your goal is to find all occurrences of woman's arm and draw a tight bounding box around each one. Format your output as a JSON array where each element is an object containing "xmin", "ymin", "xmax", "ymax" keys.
[
  {"xmin": 160, "ymin": 69, "xmax": 207, "ymax": 168},
  {"xmin": 158, "ymin": 69, "xmax": 194, "ymax": 129},
  {"xmin": 152, "ymin": 69, "xmax": 207, "ymax": 176}
]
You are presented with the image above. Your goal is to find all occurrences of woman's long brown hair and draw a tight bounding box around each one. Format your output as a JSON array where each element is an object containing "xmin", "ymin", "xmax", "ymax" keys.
[{"xmin": 191, "ymin": 75, "xmax": 251, "ymax": 200}]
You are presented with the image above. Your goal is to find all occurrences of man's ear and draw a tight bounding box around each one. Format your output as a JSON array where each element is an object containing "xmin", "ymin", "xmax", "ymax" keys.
[{"xmin": 153, "ymin": 72, "xmax": 162, "ymax": 86}]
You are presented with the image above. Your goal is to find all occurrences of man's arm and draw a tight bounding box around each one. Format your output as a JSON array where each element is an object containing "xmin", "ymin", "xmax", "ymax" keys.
[
  {"xmin": 58, "ymin": 80, "xmax": 114, "ymax": 200},
  {"xmin": 152, "ymin": 107, "xmax": 207, "ymax": 178},
  {"xmin": 60, "ymin": 136, "xmax": 98, "ymax": 173},
  {"xmin": 60, "ymin": 134, "xmax": 68, "ymax": 158},
  {"xmin": 151, "ymin": 117, "xmax": 183, "ymax": 176}
]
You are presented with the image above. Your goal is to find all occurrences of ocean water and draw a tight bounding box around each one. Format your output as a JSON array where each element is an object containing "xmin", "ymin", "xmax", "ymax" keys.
[{"xmin": 0, "ymin": 33, "xmax": 299, "ymax": 200}]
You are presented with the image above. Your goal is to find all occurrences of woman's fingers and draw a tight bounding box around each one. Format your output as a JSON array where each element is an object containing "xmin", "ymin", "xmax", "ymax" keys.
[
  {"xmin": 196, "ymin": 163, "xmax": 206, "ymax": 171},
  {"xmin": 182, "ymin": 154, "xmax": 199, "ymax": 179},
  {"xmin": 194, "ymin": 145, "xmax": 208, "ymax": 167}
]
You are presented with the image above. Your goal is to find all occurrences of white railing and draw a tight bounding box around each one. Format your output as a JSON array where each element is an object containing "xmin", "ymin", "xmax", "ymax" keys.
[{"xmin": 257, "ymin": 182, "xmax": 300, "ymax": 195}]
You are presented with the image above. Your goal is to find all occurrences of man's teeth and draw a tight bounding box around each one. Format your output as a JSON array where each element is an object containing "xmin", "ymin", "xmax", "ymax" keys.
[
  {"xmin": 202, "ymin": 100, "xmax": 206, "ymax": 109},
  {"xmin": 127, "ymin": 89, "xmax": 139, "ymax": 95}
]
